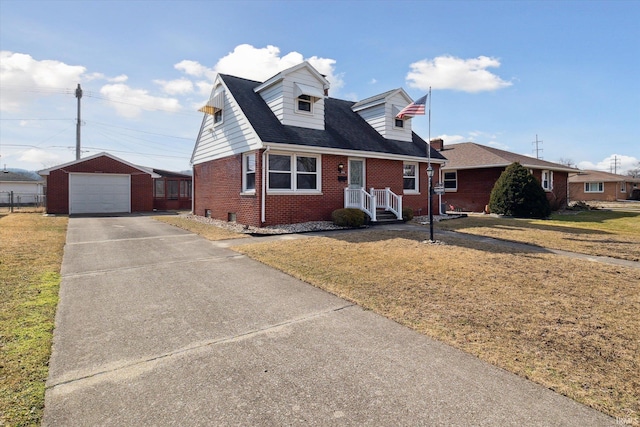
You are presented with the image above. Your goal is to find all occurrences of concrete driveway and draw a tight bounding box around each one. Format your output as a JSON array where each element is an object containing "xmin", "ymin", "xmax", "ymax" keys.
[{"xmin": 44, "ymin": 216, "xmax": 615, "ymax": 426}]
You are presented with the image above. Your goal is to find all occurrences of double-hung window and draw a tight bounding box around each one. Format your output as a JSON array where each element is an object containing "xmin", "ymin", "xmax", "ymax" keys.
[
  {"xmin": 242, "ymin": 153, "xmax": 256, "ymax": 193},
  {"xmin": 443, "ymin": 171, "xmax": 457, "ymax": 191},
  {"xmin": 297, "ymin": 94, "xmax": 312, "ymax": 112},
  {"xmin": 585, "ymin": 182, "xmax": 604, "ymax": 193},
  {"xmin": 541, "ymin": 170, "xmax": 553, "ymax": 191},
  {"xmin": 268, "ymin": 153, "xmax": 320, "ymax": 192},
  {"xmin": 403, "ymin": 162, "xmax": 418, "ymax": 193}
]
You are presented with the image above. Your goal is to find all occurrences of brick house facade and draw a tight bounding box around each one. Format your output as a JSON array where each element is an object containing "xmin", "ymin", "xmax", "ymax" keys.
[
  {"xmin": 568, "ymin": 170, "xmax": 640, "ymax": 202},
  {"xmin": 191, "ymin": 62, "xmax": 444, "ymax": 227},
  {"xmin": 40, "ymin": 153, "xmax": 158, "ymax": 215}
]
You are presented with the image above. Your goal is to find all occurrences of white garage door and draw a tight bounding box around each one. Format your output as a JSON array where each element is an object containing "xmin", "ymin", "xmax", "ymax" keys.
[{"xmin": 69, "ymin": 173, "xmax": 131, "ymax": 214}]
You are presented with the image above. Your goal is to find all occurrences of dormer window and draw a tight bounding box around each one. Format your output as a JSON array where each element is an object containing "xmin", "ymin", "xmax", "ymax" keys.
[
  {"xmin": 395, "ymin": 118, "xmax": 404, "ymax": 128},
  {"xmin": 199, "ymin": 85, "xmax": 225, "ymax": 125},
  {"xmin": 392, "ymin": 105, "xmax": 405, "ymax": 129},
  {"xmin": 294, "ymin": 82, "xmax": 324, "ymax": 114},
  {"xmin": 297, "ymin": 94, "xmax": 312, "ymax": 112}
]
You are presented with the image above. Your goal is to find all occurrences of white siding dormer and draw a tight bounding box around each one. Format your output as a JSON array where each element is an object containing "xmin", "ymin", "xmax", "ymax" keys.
[
  {"xmin": 254, "ymin": 62, "xmax": 329, "ymax": 131},
  {"xmin": 191, "ymin": 76, "xmax": 262, "ymax": 165},
  {"xmin": 352, "ymin": 88, "xmax": 413, "ymax": 142}
]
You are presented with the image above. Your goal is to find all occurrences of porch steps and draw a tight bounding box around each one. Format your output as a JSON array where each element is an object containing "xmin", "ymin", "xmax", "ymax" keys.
[{"xmin": 371, "ymin": 209, "xmax": 404, "ymax": 225}]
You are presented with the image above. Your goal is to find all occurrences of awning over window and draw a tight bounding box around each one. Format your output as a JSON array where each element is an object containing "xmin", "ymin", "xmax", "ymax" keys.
[
  {"xmin": 294, "ymin": 83, "xmax": 324, "ymax": 100},
  {"xmin": 198, "ymin": 90, "xmax": 224, "ymax": 114}
]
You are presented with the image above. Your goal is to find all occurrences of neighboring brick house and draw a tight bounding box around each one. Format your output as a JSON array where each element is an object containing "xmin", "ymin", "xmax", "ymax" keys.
[
  {"xmin": 190, "ymin": 61, "xmax": 445, "ymax": 227},
  {"xmin": 568, "ymin": 170, "xmax": 640, "ymax": 201},
  {"xmin": 39, "ymin": 152, "xmax": 160, "ymax": 215},
  {"xmin": 435, "ymin": 140, "xmax": 578, "ymax": 212}
]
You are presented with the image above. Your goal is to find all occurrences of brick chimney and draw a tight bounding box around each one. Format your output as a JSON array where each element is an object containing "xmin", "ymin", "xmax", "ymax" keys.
[{"xmin": 430, "ymin": 138, "xmax": 444, "ymax": 151}]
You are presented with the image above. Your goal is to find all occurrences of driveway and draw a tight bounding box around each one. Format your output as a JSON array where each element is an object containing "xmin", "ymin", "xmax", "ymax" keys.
[{"xmin": 44, "ymin": 216, "xmax": 615, "ymax": 426}]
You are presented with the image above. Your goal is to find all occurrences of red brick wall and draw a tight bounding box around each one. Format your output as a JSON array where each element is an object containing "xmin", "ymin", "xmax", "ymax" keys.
[
  {"xmin": 194, "ymin": 153, "xmax": 442, "ymax": 226},
  {"xmin": 569, "ymin": 182, "xmax": 621, "ymax": 202},
  {"xmin": 443, "ymin": 168, "xmax": 569, "ymax": 213},
  {"xmin": 193, "ymin": 154, "xmax": 261, "ymax": 226},
  {"xmin": 44, "ymin": 155, "xmax": 153, "ymax": 214}
]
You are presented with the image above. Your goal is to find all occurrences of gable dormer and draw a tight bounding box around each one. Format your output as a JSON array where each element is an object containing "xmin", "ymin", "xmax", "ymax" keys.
[
  {"xmin": 351, "ymin": 88, "xmax": 414, "ymax": 142},
  {"xmin": 254, "ymin": 61, "xmax": 330, "ymax": 131}
]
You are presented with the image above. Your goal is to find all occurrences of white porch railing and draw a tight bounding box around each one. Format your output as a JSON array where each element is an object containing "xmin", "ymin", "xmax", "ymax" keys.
[
  {"xmin": 344, "ymin": 187, "xmax": 377, "ymax": 221},
  {"xmin": 344, "ymin": 187, "xmax": 403, "ymax": 221},
  {"xmin": 371, "ymin": 187, "xmax": 403, "ymax": 220}
]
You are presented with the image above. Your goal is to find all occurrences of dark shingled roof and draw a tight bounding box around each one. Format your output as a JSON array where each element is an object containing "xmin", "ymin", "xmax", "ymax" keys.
[
  {"xmin": 221, "ymin": 74, "xmax": 445, "ymax": 161},
  {"xmin": 0, "ymin": 171, "xmax": 43, "ymax": 182}
]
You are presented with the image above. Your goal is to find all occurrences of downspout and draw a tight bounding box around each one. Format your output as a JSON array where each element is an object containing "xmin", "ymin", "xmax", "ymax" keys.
[{"xmin": 261, "ymin": 146, "xmax": 271, "ymax": 224}]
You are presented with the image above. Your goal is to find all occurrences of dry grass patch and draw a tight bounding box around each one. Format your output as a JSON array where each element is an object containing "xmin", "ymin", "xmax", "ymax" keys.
[
  {"xmin": 0, "ymin": 213, "xmax": 68, "ymax": 426},
  {"xmin": 235, "ymin": 230, "xmax": 639, "ymax": 422},
  {"xmin": 153, "ymin": 216, "xmax": 249, "ymax": 241},
  {"xmin": 436, "ymin": 211, "xmax": 640, "ymax": 261}
]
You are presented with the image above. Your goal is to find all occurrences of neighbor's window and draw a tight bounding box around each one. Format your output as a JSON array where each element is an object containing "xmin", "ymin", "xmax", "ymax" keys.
[
  {"xmin": 268, "ymin": 153, "xmax": 320, "ymax": 192},
  {"xmin": 541, "ymin": 170, "xmax": 553, "ymax": 191},
  {"xmin": 154, "ymin": 179, "xmax": 165, "ymax": 198},
  {"xmin": 167, "ymin": 180, "xmax": 179, "ymax": 200},
  {"xmin": 403, "ymin": 162, "xmax": 418, "ymax": 192},
  {"xmin": 621, "ymin": 182, "xmax": 626, "ymax": 192},
  {"xmin": 585, "ymin": 182, "xmax": 604, "ymax": 193},
  {"xmin": 443, "ymin": 171, "xmax": 457, "ymax": 191},
  {"xmin": 242, "ymin": 153, "xmax": 256, "ymax": 193},
  {"xmin": 180, "ymin": 180, "xmax": 192, "ymax": 198},
  {"xmin": 297, "ymin": 94, "xmax": 312, "ymax": 113}
]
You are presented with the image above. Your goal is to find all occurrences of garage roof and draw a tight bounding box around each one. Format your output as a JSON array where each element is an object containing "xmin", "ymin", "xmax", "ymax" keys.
[{"xmin": 39, "ymin": 152, "xmax": 161, "ymax": 178}]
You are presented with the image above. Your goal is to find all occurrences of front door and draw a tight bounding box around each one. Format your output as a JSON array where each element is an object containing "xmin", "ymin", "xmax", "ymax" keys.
[{"xmin": 349, "ymin": 159, "xmax": 365, "ymax": 189}]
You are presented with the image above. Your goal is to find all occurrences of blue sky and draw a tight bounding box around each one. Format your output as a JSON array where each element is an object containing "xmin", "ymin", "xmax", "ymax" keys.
[{"xmin": 1, "ymin": 0, "xmax": 638, "ymax": 174}]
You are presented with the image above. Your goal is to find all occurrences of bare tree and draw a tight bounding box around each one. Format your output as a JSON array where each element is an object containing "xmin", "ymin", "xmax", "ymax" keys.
[
  {"xmin": 558, "ymin": 158, "xmax": 575, "ymax": 168},
  {"xmin": 627, "ymin": 161, "xmax": 640, "ymax": 178}
]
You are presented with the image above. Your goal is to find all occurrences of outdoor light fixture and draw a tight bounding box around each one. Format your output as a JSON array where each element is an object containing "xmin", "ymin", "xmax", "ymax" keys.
[{"xmin": 338, "ymin": 162, "xmax": 344, "ymax": 173}]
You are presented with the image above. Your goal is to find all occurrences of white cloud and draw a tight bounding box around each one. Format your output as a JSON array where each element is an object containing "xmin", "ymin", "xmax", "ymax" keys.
[
  {"xmin": 577, "ymin": 154, "xmax": 639, "ymax": 175},
  {"xmin": 18, "ymin": 148, "xmax": 62, "ymax": 166},
  {"xmin": 0, "ymin": 51, "xmax": 86, "ymax": 112},
  {"xmin": 153, "ymin": 78, "xmax": 194, "ymax": 95},
  {"xmin": 176, "ymin": 44, "xmax": 346, "ymax": 96},
  {"xmin": 99, "ymin": 83, "xmax": 182, "ymax": 118},
  {"xmin": 406, "ymin": 55, "xmax": 512, "ymax": 93}
]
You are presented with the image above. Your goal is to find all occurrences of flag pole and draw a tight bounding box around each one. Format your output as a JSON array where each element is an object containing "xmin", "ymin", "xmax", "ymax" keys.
[{"xmin": 427, "ymin": 87, "xmax": 434, "ymax": 241}]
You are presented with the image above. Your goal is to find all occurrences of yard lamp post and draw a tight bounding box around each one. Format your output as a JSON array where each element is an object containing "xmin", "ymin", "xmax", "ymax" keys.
[{"xmin": 427, "ymin": 164, "xmax": 434, "ymax": 241}]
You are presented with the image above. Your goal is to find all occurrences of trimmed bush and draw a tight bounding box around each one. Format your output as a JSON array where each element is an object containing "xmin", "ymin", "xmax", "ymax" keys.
[
  {"xmin": 402, "ymin": 207, "xmax": 414, "ymax": 222},
  {"xmin": 489, "ymin": 162, "xmax": 551, "ymax": 219},
  {"xmin": 331, "ymin": 208, "xmax": 366, "ymax": 227}
]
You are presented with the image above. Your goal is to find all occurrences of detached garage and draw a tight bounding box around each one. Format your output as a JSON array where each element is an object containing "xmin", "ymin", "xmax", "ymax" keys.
[{"xmin": 39, "ymin": 152, "xmax": 159, "ymax": 215}]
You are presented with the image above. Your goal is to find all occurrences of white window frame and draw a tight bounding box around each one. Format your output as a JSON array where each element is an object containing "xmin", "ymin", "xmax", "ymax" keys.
[
  {"xmin": 242, "ymin": 152, "xmax": 256, "ymax": 194},
  {"xmin": 296, "ymin": 94, "xmax": 313, "ymax": 114},
  {"xmin": 585, "ymin": 182, "xmax": 604, "ymax": 193},
  {"xmin": 541, "ymin": 170, "xmax": 553, "ymax": 191},
  {"xmin": 267, "ymin": 152, "xmax": 321, "ymax": 194},
  {"xmin": 443, "ymin": 170, "xmax": 458, "ymax": 192},
  {"xmin": 620, "ymin": 182, "xmax": 626, "ymax": 193},
  {"xmin": 403, "ymin": 162, "xmax": 419, "ymax": 194}
]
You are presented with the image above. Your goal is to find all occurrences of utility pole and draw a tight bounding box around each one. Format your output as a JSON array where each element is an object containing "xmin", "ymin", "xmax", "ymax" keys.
[
  {"xmin": 75, "ymin": 83, "xmax": 83, "ymax": 160},
  {"xmin": 610, "ymin": 155, "xmax": 620, "ymax": 174},
  {"xmin": 532, "ymin": 134, "xmax": 543, "ymax": 159}
]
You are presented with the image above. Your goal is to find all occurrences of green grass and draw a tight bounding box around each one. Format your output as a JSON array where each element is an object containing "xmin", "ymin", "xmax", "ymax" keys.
[{"xmin": 0, "ymin": 214, "xmax": 68, "ymax": 426}]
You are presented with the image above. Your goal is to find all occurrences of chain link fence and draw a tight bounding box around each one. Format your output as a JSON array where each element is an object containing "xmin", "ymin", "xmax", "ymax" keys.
[{"xmin": 0, "ymin": 191, "xmax": 46, "ymax": 213}]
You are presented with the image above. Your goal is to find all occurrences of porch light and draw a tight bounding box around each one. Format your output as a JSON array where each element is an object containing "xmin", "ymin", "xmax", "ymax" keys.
[
  {"xmin": 338, "ymin": 162, "xmax": 344, "ymax": 173},
  {"xmin": 426, "ymin": 165, "xmax": 434, "ymax": 178}
]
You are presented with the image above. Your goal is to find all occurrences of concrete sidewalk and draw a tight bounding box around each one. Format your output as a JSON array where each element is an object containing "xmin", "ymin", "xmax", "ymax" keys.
[{"xmin": 44, "ymin": 216, "xmax": 615, "ymax": 426}]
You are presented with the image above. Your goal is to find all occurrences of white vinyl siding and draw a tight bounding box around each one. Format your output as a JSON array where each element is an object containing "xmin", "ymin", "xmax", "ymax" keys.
[
  {"xmin": 192, "ymin": 80, "xmax": 261, "ymax": 165},
  {"xmin": 257, "ymin": 67, "xmax": 325, "ymax": 130},
  {"xmin": 352, "ymin": 92, "xmax": 412, "ymax": 142}
]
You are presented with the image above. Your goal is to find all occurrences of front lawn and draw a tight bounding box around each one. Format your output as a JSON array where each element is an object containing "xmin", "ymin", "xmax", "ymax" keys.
[
  {"xmin": 436, "ymin": 210, "xmax": 640, "ymax": 261},
  {"xmin": 234, "ymin": 229, "xmax": 639, "ymax": 422},
  {"xmin": 0, "ymin": 214, "xmax": 68, "ymax": 426}
]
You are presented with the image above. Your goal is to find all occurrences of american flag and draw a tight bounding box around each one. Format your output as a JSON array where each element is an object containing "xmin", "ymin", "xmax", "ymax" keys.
[{"xmin": 396, "ymin": 94, "xmax": 428, "ymax": 119}]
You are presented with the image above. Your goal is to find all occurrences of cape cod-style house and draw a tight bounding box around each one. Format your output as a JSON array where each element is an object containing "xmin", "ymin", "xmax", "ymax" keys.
[{"xmin": 190, "ymin": 62, "xmax": 445, "ymax": 227}]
